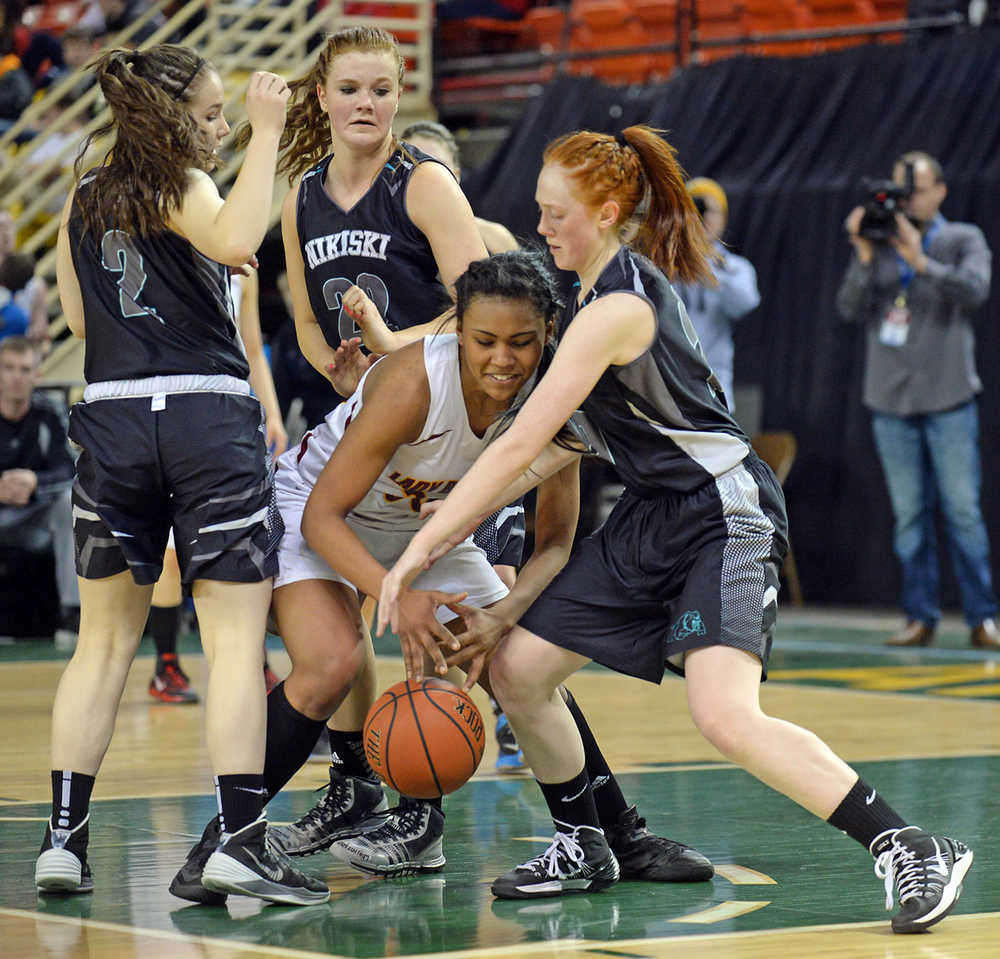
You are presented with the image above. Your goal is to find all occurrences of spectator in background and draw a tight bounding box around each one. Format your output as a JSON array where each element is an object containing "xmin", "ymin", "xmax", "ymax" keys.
[
  {"xmin": 837, "ymin": 150, "xmax": 999, "ymax": 651},
  {"xmin": 0, "ymin": 253, "xmax": 31, "ymax": 341},
  {"xmin": 0, "ymin": 210, "xmax": 51, "ymax": 355},
  {"xmin": 0, "ymin": 336, "xmax": 78, "ymax": 639},
  {"xmin": 401, "ymin": 120, "xmax": 519, "ymax": 254},
  {"xmin": 0, "ymin": 1, "xmax": 33, "ymax": 130},
  {"xmin": 78, "ymin": 0, "xmax": 166, "ymax": 45},
  {"xmin": 675, "ymin": 177, "xmax": 760, "ymax": 411}
]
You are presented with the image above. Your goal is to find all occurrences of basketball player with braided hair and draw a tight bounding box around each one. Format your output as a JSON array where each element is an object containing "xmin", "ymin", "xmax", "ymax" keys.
[
  {"xmin": 168, "ymin": 251, "xmax": 710, "ymax": 894},
  {"xmin": 35, "ymin": 44, "xmax": 328, "ymax": 906},
  {"xmin": 379, "ymin": 127, "xmax": 974, "ymax": 932}
]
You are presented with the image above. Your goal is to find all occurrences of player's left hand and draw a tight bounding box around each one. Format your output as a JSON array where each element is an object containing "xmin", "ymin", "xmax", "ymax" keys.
[
  {"xmin": 443, "ymin": 602, "xmax": 514, "ymax": 690},
  {"xmin": 326, "ymin": 337, "xmax": 378, "ymax": 397}
]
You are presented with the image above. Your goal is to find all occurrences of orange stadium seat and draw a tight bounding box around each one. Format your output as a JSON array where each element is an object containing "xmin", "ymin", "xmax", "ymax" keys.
[
  {"xmin": 517, "ymin": 5, "xmax": 570, "ymax": 50},
  {"xmin": 741, "ymin": 0, "xmax": 815, "ymax": 57},
  {"xmin": 805, "ymin": 0, "xmax": 878, "ymax": 50},
  {"xmin": 567, "ymin": 0, "xmax": 655, "ymax": 85},
  {"xmin": 691, "ymin": 0, "xmax": 745, "ymax": 64},
  {"xmin": 630, "ymin": 0, "xmax": 679, "ymax": 79},
  {"xmin": 869, "ymin": 0, "xmax": 907, "ymax": 43}
]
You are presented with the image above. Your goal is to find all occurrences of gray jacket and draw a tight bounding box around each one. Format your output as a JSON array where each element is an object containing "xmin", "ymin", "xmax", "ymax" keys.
[{"xmin": 836, "ymin": 217, "xmax": 991, "ymax": 415}]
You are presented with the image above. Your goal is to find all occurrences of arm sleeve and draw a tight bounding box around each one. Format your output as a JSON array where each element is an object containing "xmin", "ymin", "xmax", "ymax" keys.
[
  {"xmin": 836, "ymin": 255, "xmax": 877, "ymax": 322},
  {"xmin": 921, "ymin": 225, "xmax": 992, "ymax": 312}
]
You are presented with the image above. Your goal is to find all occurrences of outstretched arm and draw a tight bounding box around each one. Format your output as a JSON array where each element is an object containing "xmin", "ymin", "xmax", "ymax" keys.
[{"xmin": 378, "ymin": 291, "xmax": 655, "ymax": 634}]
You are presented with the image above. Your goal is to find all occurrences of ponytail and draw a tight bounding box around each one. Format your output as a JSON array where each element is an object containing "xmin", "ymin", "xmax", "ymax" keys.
[{"xmin": 543, "ymin": 126, "xmax": 714, "ymax": 284}]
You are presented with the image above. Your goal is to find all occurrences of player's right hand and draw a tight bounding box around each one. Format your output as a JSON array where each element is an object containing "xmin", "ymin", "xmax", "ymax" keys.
[{"xmin": 246, "ymin": 71, "xmax": 290, "ymax": 137}]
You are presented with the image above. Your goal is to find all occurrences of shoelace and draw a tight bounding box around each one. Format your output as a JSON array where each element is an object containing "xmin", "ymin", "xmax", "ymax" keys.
[
  {"xmin": 526, "ymin": 830, "xmax": 586, "ymax": 879},
  {"xmin": 161, "ymin": 664, "xmax": 190, "ymax": 686},
  {"xmin": 298, "ymin": 777, "xmax": 350, "ymax": 826},
  {"xmin": 874, "ymin": 837, "xmax": 941, "ymax": 909},
  {"xmin": 366, "ymin": 803, "xmax": 426, "ymax": 842}
]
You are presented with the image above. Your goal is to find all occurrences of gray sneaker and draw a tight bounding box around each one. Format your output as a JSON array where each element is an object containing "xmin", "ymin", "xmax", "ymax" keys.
[
  {"xmin": 269, "ymin": 767, "xmax": 388, "ymax": 857},
  {"xmin": 330, "ymin": 797, "xmax": 445, "ymax": 877},
  {"xmin": 491, "ymin": 821, "xmax": 619, "ymax": 899},
  {"xmin": 202, "ymin": 817, "xmax": 330, "ymax": 906}
]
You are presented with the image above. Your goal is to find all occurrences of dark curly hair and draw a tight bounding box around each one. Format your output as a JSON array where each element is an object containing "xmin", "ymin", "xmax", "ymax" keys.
[{"xmin": 454, "ymin": 249, "xmax": 563, "ymax": 330}]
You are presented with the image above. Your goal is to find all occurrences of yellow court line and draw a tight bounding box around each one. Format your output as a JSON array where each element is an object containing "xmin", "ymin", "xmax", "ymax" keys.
[
  {"xmin": 713, "ymin": 864, "xmax": 777, "ymax": 885},
  {"xmin": 668, "ymin": 900, "xmax": 771, "ymax": 923},
  {"xmin": 0, "ymin": 906, "xmax": 354, "ymax": 959}
]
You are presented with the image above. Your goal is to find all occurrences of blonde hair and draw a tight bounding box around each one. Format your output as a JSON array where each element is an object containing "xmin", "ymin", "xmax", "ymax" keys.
[{"xmin": 235, "ymin": 27, "xmax": 405, "ymax": 184}]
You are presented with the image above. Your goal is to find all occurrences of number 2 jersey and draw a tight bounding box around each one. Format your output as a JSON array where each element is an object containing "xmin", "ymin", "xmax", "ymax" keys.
[
  {"xmin": 67, "ymin": 171, "xmax": 249, "ymax": 384},
  {"xmin": 295, "ymin": 144, "xmax": 453, "ymax": 346}
]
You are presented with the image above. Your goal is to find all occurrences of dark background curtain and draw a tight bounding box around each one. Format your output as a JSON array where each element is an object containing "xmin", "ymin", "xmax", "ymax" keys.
[{"xmin": 463, "ymin": 31, "xmax": 1000, "ymax": 609}]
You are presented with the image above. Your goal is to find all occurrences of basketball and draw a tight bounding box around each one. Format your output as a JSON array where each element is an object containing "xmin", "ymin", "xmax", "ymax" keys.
[{"xmin": 363, "ymin": 678, "xmax": 486, "ymax": 799}]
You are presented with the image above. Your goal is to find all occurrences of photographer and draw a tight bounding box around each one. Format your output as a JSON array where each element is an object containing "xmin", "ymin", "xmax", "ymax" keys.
[
  {"xmin": 837, "ymin": 151, "xmax": 999, "ymax": 650},
  {"xmin": 676, "ymin": 177, "xmax": 760, "ymax": 411}
]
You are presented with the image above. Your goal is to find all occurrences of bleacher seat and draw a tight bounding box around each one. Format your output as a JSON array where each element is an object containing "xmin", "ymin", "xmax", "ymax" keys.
[
  {"xmin": 691, "ymin": 0, "xmax": 745, "ymax": 63},
  {"xmin": 567, "ymin": 0, "xmax": 655, "ymax": 85},
  {"xmin": 805, "ymin": 0, "xmax": 878, "ymax": 50},
  {"xmin": 631, "ymin": 0, "xmax": 679, "ymax": 79},
  {"xmin": 741, "ymin": 0, "xmax": 815, "ymax": 57}
]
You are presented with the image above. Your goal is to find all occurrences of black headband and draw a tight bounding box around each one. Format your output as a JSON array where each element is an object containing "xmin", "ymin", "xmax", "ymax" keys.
[{"xmin": 175, "ymin": 58, "xmax": 205, "ymax": 100}]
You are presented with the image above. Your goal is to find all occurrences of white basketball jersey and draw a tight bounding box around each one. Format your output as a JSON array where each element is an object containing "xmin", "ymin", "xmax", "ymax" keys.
[{"xmin": 279, "ymin": 334, "xmax": 515, "ymax": 535}]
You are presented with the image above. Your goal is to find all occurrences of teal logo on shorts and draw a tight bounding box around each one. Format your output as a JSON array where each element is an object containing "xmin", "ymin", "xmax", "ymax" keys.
[{"xmin": 671, "ymin": 610, "xmax": 706, "ymax": 642}]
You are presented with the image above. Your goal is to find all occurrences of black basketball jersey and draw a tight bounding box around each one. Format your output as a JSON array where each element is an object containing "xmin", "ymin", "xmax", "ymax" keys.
[
  {"xmin": 569, "ymin": 247, "xmax": 751, "ymax": 496},
  {"xmin": 68, "ymin": 172, "xmax": 248, "ymax": 384},
  {"xmin": 296, "ymin": 145, "xmax": 453, "ymax": 346}
]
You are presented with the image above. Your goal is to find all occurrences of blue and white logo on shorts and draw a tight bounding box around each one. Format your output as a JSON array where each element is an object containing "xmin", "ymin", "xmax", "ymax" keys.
[{"xmin": 670, "ymin": 610, "xmax": 706, "ymax": 642}]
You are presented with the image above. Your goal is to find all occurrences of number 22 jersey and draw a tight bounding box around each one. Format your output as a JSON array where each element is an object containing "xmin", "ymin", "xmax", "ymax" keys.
[
  {"xmin": 68, "ymin": 172, "xmax": 249, "ymax": 384},
  {"xmin": 295, "ymin": 145, "xmax": 453, "ymax": 347}
]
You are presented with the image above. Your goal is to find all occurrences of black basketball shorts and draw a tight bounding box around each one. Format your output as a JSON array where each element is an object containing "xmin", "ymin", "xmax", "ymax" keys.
[
  {"xmin": 70, "ymin": 391, "xmax": 281, "ymax": 586},
  {"xmin": 473, "ymin": 499, "xmax": 526, "ymax": 570},
  {"xmin": 518, "ymin": 454, "xmax": 788, "ymax": 682}
]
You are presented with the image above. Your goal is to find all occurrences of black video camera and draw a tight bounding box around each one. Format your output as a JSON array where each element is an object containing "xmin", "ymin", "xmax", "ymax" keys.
[{"xmin": 857, "ymin": 162, "xmax": 915, "ymax": 241}]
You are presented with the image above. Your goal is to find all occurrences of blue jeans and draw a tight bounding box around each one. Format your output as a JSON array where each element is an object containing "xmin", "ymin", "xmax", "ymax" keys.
[{"xmin": 871, "ymin": 401, "xmax": 998, "ymax": 626}]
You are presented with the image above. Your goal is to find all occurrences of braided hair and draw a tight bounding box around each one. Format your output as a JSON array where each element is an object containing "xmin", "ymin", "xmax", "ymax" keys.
[{"xmin": 543, "ymin": 126, "xmax": 714, "ymax": 284}]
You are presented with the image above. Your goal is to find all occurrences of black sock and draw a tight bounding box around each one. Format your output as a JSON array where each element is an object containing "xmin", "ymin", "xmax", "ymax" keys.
[
  {"xmin": 562, "ymin": 687, "xmax": 628, "ymax": 828},
  {"xmin": 827, "ymin": 778, "xmax": 908, "ymax": 855},
  {"xmin": 328, "ymin": 728, "xmax": 379, "ymax": 782},
  {"xmin": 50, "ymin": 770, "xmax": 95, "ymax": 830},
  {"xmin": 537, "ymin": 767, "xmax": 601, "ymax": 829},
  {"xmin": 215, "ymin": 774, "xmax": 265, "ymax": 834},
  {"xmin": 263, "ymin": 682, "xmax": 327, "ymax": 799},
  {"xmin": 150, "ymin": 605, "xmax": 181, "ymax": 660},
  {"xmin": 399, "ymin": 793, "xmax": 442, "ymax": 813}
]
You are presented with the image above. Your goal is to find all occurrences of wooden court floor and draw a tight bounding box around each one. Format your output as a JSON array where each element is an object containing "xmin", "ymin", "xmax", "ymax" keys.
[{"xmin": 1, "ymin": 608, "xmax": 998, "ymax": 958}]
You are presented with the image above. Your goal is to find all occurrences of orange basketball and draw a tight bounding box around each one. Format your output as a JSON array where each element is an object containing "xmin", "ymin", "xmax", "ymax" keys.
[{"xmin": 363, "ymin": 678, "xmax": 486, "ymax": 799}]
